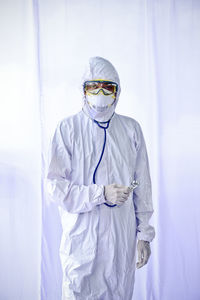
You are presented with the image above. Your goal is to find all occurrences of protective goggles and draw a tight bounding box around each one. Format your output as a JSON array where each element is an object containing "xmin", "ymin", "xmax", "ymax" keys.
[{"xmin": 84, "ymin": 80, "xmax": 118, "ymax": 96}]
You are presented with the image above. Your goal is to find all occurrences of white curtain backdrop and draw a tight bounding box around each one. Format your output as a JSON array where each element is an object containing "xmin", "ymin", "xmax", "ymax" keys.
[
  {"xmin": 1, "ymin": 0, "xmax": 200, "ymax": 299},
  {"xmin": 0, "ymin": 1, "xmax": 41, "ymax": 299}
]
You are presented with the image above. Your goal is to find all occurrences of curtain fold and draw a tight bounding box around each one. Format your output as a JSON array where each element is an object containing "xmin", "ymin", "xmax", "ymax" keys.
[{"xmin": 0, "ymin": 1, "xmax": 42, "ymax": 299}]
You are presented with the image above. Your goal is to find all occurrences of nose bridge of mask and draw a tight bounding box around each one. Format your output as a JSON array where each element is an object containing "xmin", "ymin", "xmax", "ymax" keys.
[
  {"xmin": 85, "ymin": 88, "xmax": 116, "ymax": 100},
  {"xmin": 97, "ymin": 88, "xmax": 114, "ymax": 96}
]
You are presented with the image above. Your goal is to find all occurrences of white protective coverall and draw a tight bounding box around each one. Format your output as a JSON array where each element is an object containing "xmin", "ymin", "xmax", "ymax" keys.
[{"xmin": 47, "ymin": 57, "xmax": 155, "ymax": 300}]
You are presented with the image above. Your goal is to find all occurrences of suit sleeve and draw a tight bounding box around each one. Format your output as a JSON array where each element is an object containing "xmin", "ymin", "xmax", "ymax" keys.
[
  {"xmin": 133, "ymin": 122, "xmax": 156, "ymax": 242},
  {"xmin": 46, "ymin": 120, "xmax": 106, "ymax": 214}
]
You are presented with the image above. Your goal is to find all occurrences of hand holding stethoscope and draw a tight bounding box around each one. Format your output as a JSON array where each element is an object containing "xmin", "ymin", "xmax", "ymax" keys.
[{"xmin": 104, "ymin": 180, "xmax": 139, "ymax": 207}]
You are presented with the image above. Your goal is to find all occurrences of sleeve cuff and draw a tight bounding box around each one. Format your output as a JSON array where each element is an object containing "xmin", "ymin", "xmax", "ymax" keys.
[
  {"xmin": 137, "ymin": 226, "xmax": 156, "ymax": 242},
  {"xmin": 93, "ymin": 184, "xmax": 106, "ymax": 205}
]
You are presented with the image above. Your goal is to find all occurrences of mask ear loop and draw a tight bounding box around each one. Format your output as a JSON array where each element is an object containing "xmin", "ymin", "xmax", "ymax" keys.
[{"xmin": 93, "ymin": 118, "xmax": 117, "ymax": 208}]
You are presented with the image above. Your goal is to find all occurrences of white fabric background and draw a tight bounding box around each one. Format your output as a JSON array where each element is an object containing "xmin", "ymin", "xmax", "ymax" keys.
[
  {"xmin": 0, "ymin": 1, "xmax": 41, "ymax": 299},
  {"xmin": 0, "ymin": 0, "xmax": 200, "ymax": 299}
]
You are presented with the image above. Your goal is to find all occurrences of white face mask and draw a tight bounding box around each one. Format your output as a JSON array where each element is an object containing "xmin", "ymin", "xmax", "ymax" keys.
[{"xmin": 85, "ymin": 94, "xmax": 116, "ymax": 112}]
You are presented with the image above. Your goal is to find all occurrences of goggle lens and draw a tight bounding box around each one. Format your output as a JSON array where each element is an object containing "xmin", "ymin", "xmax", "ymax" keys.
[{"xmin": 84, "ymin": 80, "xmax": 118, "ymax": 95}]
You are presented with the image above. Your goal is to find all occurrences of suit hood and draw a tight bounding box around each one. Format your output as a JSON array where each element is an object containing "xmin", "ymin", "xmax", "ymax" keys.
[{"xmin": 82, "ymin": 56, "xmax": 121, "ymax": 122}]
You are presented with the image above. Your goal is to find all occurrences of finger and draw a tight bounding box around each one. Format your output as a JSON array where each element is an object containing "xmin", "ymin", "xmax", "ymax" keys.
[
  {"xmin": 121, "ymin": 195, "xmax": 129, "ymax": 201},
  {"xmin": 141, "ymin": 248, "xmax": 150, "ymax": 266},
  {"xmin": 124, "ymin": 190, "xmax": 130, "ymax": 196},
  {"xmin": 114, "ymin": 184, "xmax": 127, "ymax": 189},
  {"xmin": 136, "ymin": 261, "xmax": 144, "ymax": 269},
  {"xmin": 136, "ymin": 254, "xmax": 142, "ymax": 268},
  {"xmin": 115, "ymin": 185, "xmax": 130, "ymax": 191},
  {"xmin": 119, "ymin": 196, "xmax": 128, "ymax": 203},
  {"xmin": 144, "ymin": 245, "xmax": 151, "ymax": 259},
  {"xmin": 122, "ymin": 190, "xmax": 131, "ymax": 197},
  {"xmin": 129, "ymin": 187, "xmax": 134, "ymax": 193},
  {"xmin": 115, "ymin": 190, "xmax": 130, "ymax": 200},
  {"xmin": 144, "ymin": 250, "xmax": 151, "ymax": 263},
  {"xmin": 123, "ymin": 191, "xmax": 130, "ymax": 195},
  {"xmin": 137, "ymin": 249, "xmax": 142, "ymax": 263},
  {"xmin": 117, "ymin": 199, "xmax": 126, "ymax": 205},
  {"xmin": 142, "ymin": 257, "xmax": 148, "ymax": 266},
  {"xmin": 116, "ymin": 191, "xmax": 129, "ymax": 197},
  {"xmin": 122, "ymin": 187, "xmax": 131, "ymax": 194}
]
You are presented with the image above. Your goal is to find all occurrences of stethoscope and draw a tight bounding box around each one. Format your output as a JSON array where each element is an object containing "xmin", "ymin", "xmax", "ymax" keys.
[
  {"xmin": 92, "ymin": 116, "xmax": 117, "ymax": 207},
  {"xmin": 92, "ymin": 115, "xmax": 139, "ymax": 207},
  {"xmin": 82, "ymin": 107, "xmax": 139, "ymax": 208}
]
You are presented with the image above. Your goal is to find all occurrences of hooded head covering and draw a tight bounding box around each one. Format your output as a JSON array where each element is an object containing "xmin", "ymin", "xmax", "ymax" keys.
[{"xmin": 82, "ymin": 56, "xmax": 121, "ymax": 122}]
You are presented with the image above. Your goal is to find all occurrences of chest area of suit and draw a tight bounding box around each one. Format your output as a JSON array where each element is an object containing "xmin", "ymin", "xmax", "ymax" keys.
[{"xmin": 71, "ymin": 123, "xmax": 137, "ymax": 177}]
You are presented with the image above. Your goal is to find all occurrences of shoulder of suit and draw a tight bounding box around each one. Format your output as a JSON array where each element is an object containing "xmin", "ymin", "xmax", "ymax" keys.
[
  {"xmin": 114, "ymin": 113, "xmax": 141, "ymax": 129},
  {"xmin": 58, "ymin": 111, "xmax": 82, "ymax": 129}
]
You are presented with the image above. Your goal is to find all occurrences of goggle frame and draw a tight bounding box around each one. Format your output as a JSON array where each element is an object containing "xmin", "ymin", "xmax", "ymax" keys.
[{"xmin": 84, "ymin": 79, "xmax": 118, "ymax": 96}]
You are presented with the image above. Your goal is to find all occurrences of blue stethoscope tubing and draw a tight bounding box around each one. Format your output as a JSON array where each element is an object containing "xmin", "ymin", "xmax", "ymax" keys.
[{"xmin": 92, "ymin": 119, "xmax": 116, "ymax": 207}]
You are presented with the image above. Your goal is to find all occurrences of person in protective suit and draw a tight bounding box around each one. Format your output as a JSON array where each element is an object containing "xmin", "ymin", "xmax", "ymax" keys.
[{"xmin": 47, "ymin": 56, "xmax": 155, "ymax": 300}]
